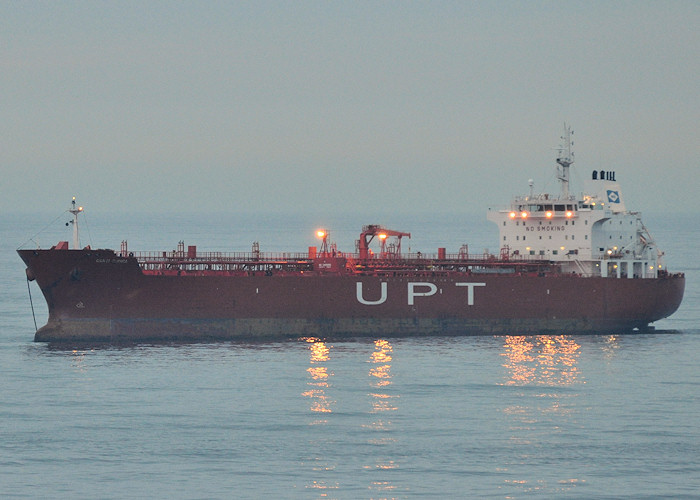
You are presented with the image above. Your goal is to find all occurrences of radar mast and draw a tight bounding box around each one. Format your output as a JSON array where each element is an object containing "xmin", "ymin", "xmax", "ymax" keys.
[{"xmin": 555, "ymin": 123, "xmax": 574, "ymax": 199}]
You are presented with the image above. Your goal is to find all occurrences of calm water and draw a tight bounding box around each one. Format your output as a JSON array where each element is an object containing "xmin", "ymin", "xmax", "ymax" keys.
[{"xmin": 1, "ymin": 211, "xmax": 698, "ymax": 499}]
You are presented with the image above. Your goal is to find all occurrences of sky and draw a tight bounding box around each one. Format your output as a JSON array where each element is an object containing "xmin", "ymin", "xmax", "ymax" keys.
[{"xmin": 2, "ymin": 1, "xmax": 698, "ymax": 217}]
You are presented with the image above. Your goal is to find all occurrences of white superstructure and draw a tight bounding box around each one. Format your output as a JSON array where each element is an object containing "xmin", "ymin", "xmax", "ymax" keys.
[{"xmin": 487, "ymin": 125, "xmax": 662, "ymax": 278}]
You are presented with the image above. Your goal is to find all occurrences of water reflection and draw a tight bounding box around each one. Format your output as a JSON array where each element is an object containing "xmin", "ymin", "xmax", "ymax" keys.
[
  {"xmin": 70, "ymin": 349, "xmax": 89, "ymax": 373},
  {"xmin": 300, "ymin": 338, "xmax": 401, "ymax": 495},
  {"xmin": 301, "ymin": 337, "xmax": 334, "ymax": 420},
  {"xmin": 365, "ymin": 339, "xmax": 399, "ymax": 496},
  {"xmin": 501, "ymin": 335, "xmax": 581, "ymax": 386},
  {"xmin": 601, "ymin": 334, "xmax": 621, "ymax": 358},
  {"xmin": 499, "ymin": 335, "xmax": 585, "ymax": 495},
  {"xmin": 301, "ymin": 337, "xmax": 339, "ymax": 494}
]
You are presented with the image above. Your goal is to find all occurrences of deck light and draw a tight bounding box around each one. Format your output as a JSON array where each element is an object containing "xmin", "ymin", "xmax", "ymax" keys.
[{"xmin": 546, "ymin": 211, "xmax": 553, "ymax": 218}]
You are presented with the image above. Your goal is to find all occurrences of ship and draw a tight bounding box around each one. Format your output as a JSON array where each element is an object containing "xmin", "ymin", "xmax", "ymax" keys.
[{"xmin": 18, "ymin": 126, "xmax": 684, "ymax": 342}]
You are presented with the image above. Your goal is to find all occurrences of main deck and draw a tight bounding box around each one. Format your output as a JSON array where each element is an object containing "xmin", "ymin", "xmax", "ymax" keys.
[{"xmin": 124, "ymin": 242, "xmax": 556, "ymax": 277}]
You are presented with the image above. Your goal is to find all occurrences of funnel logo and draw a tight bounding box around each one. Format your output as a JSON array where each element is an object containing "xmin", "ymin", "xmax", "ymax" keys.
[{"xmin": 607, "ymin": 190, "xmax": 620, "ymax": 203}]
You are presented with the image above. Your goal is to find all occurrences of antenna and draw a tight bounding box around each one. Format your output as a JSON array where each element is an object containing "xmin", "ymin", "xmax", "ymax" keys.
[{"xmin": 555, "ymin": 123, "xmax": 574, "ymax": 198}]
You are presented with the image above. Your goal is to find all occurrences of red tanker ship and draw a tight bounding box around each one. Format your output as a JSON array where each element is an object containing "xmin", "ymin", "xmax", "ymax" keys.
[{"xmin": 18, "ymin": 127, "xmax": 684, "ymax": 342}]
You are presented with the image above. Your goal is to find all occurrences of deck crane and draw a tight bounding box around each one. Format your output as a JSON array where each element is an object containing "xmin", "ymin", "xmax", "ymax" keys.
[{"xmin": 357, "ymin": 225, "xmax": 411, "ymax": 260}]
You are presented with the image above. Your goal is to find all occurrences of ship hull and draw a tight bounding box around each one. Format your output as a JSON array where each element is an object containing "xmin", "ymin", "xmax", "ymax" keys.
[{"xmin": 19, "ymin": 249, "xmax": 685, "ymax": 342}]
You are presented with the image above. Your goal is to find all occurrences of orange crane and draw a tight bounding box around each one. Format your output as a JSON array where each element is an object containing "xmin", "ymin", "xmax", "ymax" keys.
[{"xmin": 357, "ymin": 225, "xmax": 411, "ymax": 260}]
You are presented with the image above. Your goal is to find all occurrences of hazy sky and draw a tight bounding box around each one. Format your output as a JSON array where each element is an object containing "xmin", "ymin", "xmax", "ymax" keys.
[{"xmin": 2, "ymin": 1, "xmax": 698, "ymax": 216}]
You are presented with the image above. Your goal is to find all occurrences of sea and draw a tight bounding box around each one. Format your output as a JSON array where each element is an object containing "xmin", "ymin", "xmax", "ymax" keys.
[{"xmin": 1, "ymin": 210, "xmax": 698, "ymax": 499}]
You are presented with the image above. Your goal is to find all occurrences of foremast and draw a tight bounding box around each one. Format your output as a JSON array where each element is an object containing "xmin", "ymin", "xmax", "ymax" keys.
[{"xmin": 68, "ymin": 197, "xmax": 83, "ymax": 249}]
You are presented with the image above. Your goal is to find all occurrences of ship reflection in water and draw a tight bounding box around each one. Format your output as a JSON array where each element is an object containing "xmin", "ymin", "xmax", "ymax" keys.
[{"xmin": 499, "ymin": 335, "xmax": 587, "ymax": 494}]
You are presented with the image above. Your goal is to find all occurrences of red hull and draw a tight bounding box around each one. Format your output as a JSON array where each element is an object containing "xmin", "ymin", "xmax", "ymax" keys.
[{"xmin": 18, "ymin": 248, "xmax": 685, "ymax": 342}]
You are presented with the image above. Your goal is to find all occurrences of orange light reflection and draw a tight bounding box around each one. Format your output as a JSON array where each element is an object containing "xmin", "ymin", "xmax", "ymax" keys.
[
  {"xmin": 303, "ymin": 338, "xmax": 334, "ymax": 416},
  {"xmin": 499, "ymin": 335, "xmax": 585, "ymax": 493},
  {"xmin": 501, "ymin": 335, "xmax": 581, "ymax": 386},
  {"xmin": 365, "ymin": 339, "xmax": 400, "ymax": 490}
]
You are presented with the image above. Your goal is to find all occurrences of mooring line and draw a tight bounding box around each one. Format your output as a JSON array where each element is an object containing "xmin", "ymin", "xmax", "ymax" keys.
[{"xmin": 26, "ymin": 277, "xmax": 38, "ymax": 332}]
